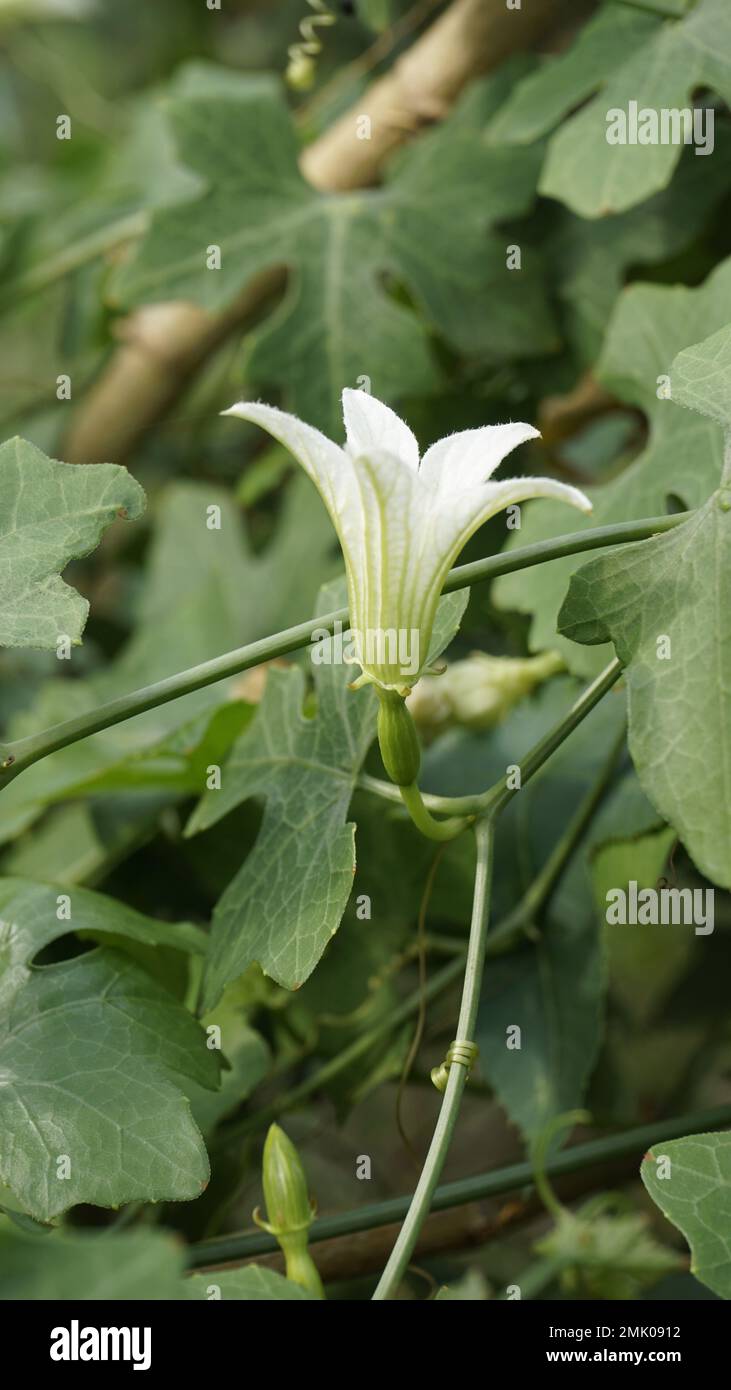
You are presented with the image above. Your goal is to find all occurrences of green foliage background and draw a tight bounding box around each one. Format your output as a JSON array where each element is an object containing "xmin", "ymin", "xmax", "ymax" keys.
[{"xmin": 1, "ymin": 0, "xmax": 730, "ymax": 1302}]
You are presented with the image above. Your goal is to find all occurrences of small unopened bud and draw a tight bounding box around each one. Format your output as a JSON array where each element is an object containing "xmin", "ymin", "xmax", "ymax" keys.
[
  {"xmin": 376, "ymin": 688, "xmax": 421, "ymax": 786},
  {"xmin": 407, "ymin": 651, "xmax": 564, "ymax": 739},
  {"xmin": 255, "ymin": 1124, "xmax": 324, "ymax": 1298}
]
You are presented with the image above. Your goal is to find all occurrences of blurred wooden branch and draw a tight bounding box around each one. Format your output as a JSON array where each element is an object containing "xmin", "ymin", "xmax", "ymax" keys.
[{"xmin": 64, "ymin": 0, "xmax": 588, "ymax": 465}]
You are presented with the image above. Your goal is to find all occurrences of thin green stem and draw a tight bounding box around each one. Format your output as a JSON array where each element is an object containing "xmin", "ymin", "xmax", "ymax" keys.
[
  {"xmin": 361, "ymin": 697, "xmax": 627, "ymax": 894},
  {"xmin": 372, "ymin": 819, "xmax": 494, "ymax": 1300},
  {"xmin": 357, "ymin": 771, "xmax": 472, "ymax": 816},
  {"xmin": 398, "ymin": 782, "xmax": 473, "ymax": 840},
  {"xmin": 0, "ymin": 516, "xmax": 683, "ymax": 788},
  {"xmin": 444, "ymin": 512, "xmax": 687, "ymax": 595},
  {"xmin": 186, "ymin": 1103, "xmax": 731, "ymax": 1268},
  {"xmin": 478, "ymin": 658, "xmax": 623, "ymax": 818},
  {"xmin": 489, "ymin": 720, "xmax": 626, "ymax": 950},
  {"xmin": 1, "ymin": 611, "xmax": 343, "ymax": 782}
]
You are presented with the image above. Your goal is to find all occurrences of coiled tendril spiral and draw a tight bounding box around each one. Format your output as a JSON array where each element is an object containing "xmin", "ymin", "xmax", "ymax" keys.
[{"xmin": 286, "ymin": 1, "xmax": 339, "ymax": 91}]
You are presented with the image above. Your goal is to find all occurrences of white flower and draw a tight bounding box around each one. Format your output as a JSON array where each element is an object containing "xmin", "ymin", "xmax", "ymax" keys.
[{"xmin": 224, "ymin": 390, "xmax": 591, "ymax": 692}]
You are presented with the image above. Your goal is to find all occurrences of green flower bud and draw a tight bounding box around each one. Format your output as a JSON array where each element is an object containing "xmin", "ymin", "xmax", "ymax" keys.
[
  {"xmin": 376, "ymin": 688, "xmax": 421, "ymax": 786},
  {"xmin": 407, "ymin": 651, "xmax": 565, "ymax": 739},
  {"xmin": 257, "ymin": 1124, "xmax": 324, "ymax": 1298},
  {"xmin": 262, "ymin": 1123, "xmax": 311, "ymax": 1233}
]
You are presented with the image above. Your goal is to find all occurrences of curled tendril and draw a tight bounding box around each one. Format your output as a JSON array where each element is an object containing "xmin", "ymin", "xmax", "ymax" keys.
[
  {"xmin": 430, "ymin": 1039, "xmax": 480, "ymax": 1094},
  {"xmin": 286, "ymin": 1, "xmax": 339, "ymax": 91}
]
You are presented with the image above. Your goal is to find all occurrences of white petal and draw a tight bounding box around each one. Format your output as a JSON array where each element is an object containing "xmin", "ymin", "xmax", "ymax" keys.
[
  {"xmin": 420, "ymin": 422, "xmax": 540, "ymax": 492},
  {"xmin": 345, "ymin": 450, "xmax": 432, "ymax": 688},
  {"xmin": 399, "ymin": 476, "xmax": 591, "ymax": 677},
  {"xmin": 475, "ymin": 475, "xmax": 592, "ymax": 519},
  {"xmin": 223, "ymin": 399, "xmax": 356, "ymax": 539},
  {"xmin": 342, "ymin": 388, "xmax": 419, "ymax": 471},
  {"xmin": 434, "ymin": 475, "xmax": 592, "ymax": 571}
]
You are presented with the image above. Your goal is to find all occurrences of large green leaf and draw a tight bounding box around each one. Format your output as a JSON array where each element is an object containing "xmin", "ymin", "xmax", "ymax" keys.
[
  {"xmin": 546, "ymin": 133, "xmax": 731, "ymax": 367},
  {"xmin": 671, "ymin": 320, "xmax": 731, "ymax": 424},
  {"xmin": 558, "ymin": 322, "xmax": 731, "ymax": 887},
  {"xmin": 114, "ymin": 72, "xmax": 548, "ymax": 433},
  {"xmin": 0, "ymin": 436, "xmax": 144, "ymax": 651},
  {"xmin": 0, "ymin": 879, "xmax": 219, "ymax": 1221},
  {"xmin": 494, "ymin": 257, "xmax": 731, "ymax": 674},
  {"xmin": 488, "ymin": 4, "xmax": 662, "ymax": 148},
  {"xmin": 642, "ymin": 1132, "xmax": 731, "ymax": 1298},
  {"xmin": 190, "ymin": 631, "xmax": 376, "ymax": 1000},
  {"xmin": 538, "ymin": 0, "xmax": 731, "ymax": 218},
  {"xmin": 559, "ymin": 502, "xmax": 731, "ymax": 888}
]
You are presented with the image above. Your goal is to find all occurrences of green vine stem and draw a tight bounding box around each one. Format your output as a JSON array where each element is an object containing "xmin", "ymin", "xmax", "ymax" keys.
[
  {"xmin": 398, "ymin": 782, "xmax": 473, "ymax": 840},
  {"xmin": 485, "ymin": 720, "xmax": 626, "ymax": 954},
  {"xmin": 188, "ymin": 1102, "xmax": 731, "ymax": 1269},
  {"xmin": 372, "ymin": 658, "xmax": 622, "ymax": 1298},
  {"xmin": 360, "ymin": 711, "xmax": 626, "ymax": 833},
  {"xmin": 0, "ymin": 516, "xmax": 683, "ymax": 788},
  {"xmin": 376, "ymin": 816, "xmax": 494, "ymax": 1300},
  {"xmin": 478, "ymin": 659, "xmax": 623, "ymax": 818}
]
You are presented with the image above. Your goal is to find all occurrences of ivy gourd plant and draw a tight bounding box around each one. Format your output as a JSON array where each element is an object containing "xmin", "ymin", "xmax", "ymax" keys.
[{"xmin": 1, "ymin": 0, "xmax": 730, "ymax": 1315}]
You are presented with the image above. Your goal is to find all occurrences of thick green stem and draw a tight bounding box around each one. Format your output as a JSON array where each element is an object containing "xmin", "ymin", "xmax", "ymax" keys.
[
  {"xmin": 0, "ymin": 517, "xmax": 682, "ymax": 787},
  {"xmin": 372, "ymin": 818, "xmax": 494, "ymax": 1300}
]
